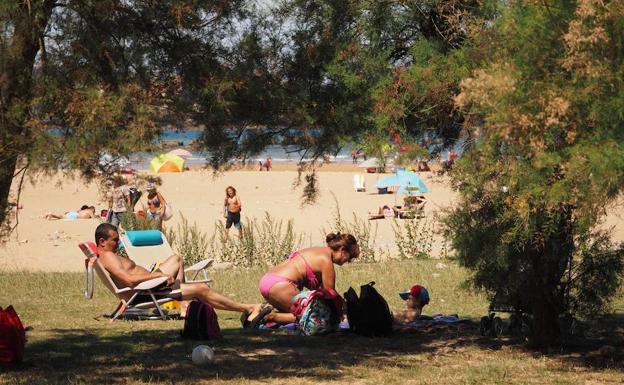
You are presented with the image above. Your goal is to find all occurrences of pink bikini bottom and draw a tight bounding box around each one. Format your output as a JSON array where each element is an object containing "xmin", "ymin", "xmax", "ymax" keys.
[{"xmin": 258, "ymin": 272, "xmax": 297, "ymax": 300}]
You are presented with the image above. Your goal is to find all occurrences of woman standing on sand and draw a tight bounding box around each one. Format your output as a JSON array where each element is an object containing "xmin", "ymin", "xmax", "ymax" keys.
[
  {"xmin": 223, "ymin": 186, "xmax": 242, "ymax": 241},
  {"xmin": 146, "ymin": 182, "xmax": 166, "ymax": 229}
]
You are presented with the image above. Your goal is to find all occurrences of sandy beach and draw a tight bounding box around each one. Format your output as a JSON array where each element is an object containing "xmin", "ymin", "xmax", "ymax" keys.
[{"xmin": 2, "ymin": 165, "xmax": 623, "ymax": 272}]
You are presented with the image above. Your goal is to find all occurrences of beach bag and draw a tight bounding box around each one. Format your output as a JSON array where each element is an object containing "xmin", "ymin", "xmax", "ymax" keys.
[
  {"xmin": 182, "ymin": 300, "xmax": 221, "ymax": 340},
  {"xmin": 128, "ymin": 187, "xmax": 142, "ymax": 209},
  {"xmin": 293, "ymin": 291, "xmax": 339, "ymax": 336},
  {"xmin": 0, "ymin": 306, "xmax": 26, "ymax": 366},
  {"xmin": 344, "ymin": 282, "xmax": 394, "ymax": 337},
  {"xmin": 105, "ymin": 209, "xmax": 113, "ymax": 223},
  {"xmin": 162, "ymin": 203, "xmax": 174, "ymax": 221}
]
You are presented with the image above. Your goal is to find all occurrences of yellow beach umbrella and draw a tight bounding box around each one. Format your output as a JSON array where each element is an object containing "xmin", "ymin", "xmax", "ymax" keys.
[{"xmin": 149, "ymin": 154, "xmax": 185, "ymax": 173}]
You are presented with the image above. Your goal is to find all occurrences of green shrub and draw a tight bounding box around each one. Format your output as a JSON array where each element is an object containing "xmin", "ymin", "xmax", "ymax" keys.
[
  {"xmin": 163, "ymin": 213, "xmax": 210, "ymax": 267},
  {"xmin": 164, "ymin": 212, "xmax": 302, "ymax": 268},
  {"xmin": 119, "ymin": 208, "xmax": 160, "ymax": 231},
  {"xmin": 392, "ymin": 217, "xmax": 435, "ymax": 259},
  {"xmin": 210, "ymin": 213, "xmax": 303, "ymax": 268}
]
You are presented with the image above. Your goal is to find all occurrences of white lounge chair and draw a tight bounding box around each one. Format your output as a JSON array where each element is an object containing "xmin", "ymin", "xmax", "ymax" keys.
[{"xmin": 353, "ymin": 174, "xmax": 366, "ymax": 192}]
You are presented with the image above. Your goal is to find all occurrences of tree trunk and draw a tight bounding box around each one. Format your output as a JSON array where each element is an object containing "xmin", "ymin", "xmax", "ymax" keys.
[
  {"xmin": 0, "ymin": 1, "xmax": 55, "ymax": 230},
  {"xmin": 0, "ymin": 157, "xmax": 18, "ymax": 228},
  {"xmin": 529, "ymin": 294, "xmax": 560, "ymax": 348}
]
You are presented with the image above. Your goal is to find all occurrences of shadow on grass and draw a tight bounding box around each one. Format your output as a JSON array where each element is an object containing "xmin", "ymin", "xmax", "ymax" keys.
[
  {"xmin": 5, "ymin": 314, "xmax": 623, "ymax": 384},
  {"xmin": 550, "ymin": 312, "xmax": 624, "ymax": 371},
  {"xmin": 9, "ymin": 324, "xmax": 483, "ymax": 384}
]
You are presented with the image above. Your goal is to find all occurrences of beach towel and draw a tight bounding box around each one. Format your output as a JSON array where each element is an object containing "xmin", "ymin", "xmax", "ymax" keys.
[{"xmin": 396, "ymin": 315, "xmax": 475, "ymax": 333}]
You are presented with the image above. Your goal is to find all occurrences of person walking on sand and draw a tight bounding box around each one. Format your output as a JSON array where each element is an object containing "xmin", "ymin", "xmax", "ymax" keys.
[
  {"xmin": 223, "ymin": 186, "xmax": 242, "ymax": 241},
  {"xmin": 106, "ymin": 176, "xmax": 131, "ymax": 227},
  {"xmin": 264, "ymin": 157, "xmax": 272, "ymax": 171}
]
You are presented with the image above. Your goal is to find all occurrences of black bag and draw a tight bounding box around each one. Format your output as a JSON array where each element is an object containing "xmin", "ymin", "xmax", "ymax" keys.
[
  {"xmin": 344, "ymin": 281, "xmax": 393, "ymax": 337},
  {"xmin": 128, "ymin": 187, "xmax": 142, "ymax": 209},
  {"xmin": 181, "ymin": 300, "xmax": 221, "ymax": 340}
]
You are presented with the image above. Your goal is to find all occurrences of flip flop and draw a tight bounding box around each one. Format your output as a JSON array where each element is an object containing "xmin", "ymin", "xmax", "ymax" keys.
[
  {"xmin": 249, "ymin": 305, "xmax": 273, "ymax": 329},
  {"xmin": 240, "ymin": 309, "xmax": 250, "ymax": 328}
]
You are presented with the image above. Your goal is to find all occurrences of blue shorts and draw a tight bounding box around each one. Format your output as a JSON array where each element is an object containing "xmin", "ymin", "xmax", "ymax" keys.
[{"xmin": 65, "ymin": 211, "xmax": 79, "ymax": 220}]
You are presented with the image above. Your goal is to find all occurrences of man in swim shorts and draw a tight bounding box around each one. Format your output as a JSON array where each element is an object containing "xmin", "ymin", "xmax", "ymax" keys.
[
  {"xmin": 94, "ymin": 223, "xmax": 268, "ymax": 324},
  {"xmin": 223, "ymin": 186, "xmax": 242, "ymax": 241}
]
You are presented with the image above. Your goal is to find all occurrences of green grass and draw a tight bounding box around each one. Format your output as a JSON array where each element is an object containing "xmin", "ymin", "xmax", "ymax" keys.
[{"xmin": 1, "ymin": 260, "xmax": 623, "ymax": 384}]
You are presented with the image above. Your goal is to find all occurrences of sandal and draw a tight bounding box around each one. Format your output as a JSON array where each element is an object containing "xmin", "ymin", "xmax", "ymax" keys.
[
  {"xmin": 240, "ymin": 309, "xmax": 251, "ymax": 328},
  {"xmin": 249, "ymin": 305, "xmax": 273, "ymax": 329}
]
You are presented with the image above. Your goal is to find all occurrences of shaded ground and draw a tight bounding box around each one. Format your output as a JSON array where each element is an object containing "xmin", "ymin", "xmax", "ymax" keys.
[{"xmin": 3, "ymin": 318, "xmax": 623, "ymax": 385}]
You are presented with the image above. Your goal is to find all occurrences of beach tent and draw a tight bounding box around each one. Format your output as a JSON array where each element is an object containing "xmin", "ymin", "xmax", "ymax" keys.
[{"xmin": 150, "ymin": 154, "xmax": 185, "ymax": 173}]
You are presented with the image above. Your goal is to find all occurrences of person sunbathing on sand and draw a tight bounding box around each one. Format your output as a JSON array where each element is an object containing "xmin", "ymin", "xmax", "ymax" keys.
[
  {"xmin": 255, "ymin": 232, "xmax": 360, "ymax": 326},
  {"xmin": 44, "ymin": 205, "xmax": 96, "ymax": 220},
  {"xmin": 94, "ymin": 223, "xmax": 269, "ymax": 326}
]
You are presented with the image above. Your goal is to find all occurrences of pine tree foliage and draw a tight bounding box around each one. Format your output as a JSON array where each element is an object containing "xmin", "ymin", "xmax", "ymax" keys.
[{"xmin": 445, "ymin": 0, "xmax": 624, "ymax": 347}]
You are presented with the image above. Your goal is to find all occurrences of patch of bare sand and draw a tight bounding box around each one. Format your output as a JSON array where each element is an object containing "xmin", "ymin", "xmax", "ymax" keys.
[{"xmin": 1, "ymin": 168, "xmax": 622, "ymax": 272}]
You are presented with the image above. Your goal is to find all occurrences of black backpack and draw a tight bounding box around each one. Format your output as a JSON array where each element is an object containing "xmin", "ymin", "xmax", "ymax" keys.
[
  {"xmin": 344, "ymin": 281, "xmax": 394, "ymax": 337},
  {"xmin": 181, "ymin": 300, "xmax": 221, "ymax": 340}
]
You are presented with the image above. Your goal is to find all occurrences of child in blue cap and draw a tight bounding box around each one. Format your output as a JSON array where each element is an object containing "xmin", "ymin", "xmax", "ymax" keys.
[{"xmin": 394, "ymin": 284, "xmax": 430, "ymax": 324}]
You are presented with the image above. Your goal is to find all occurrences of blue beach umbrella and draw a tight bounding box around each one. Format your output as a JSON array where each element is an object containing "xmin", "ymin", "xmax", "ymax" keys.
[
  {"xmin": 375, "ymin": 169, "xmax": 428, "ymax": 205},
  {"xmin": 375, "ymin": 169, "xmax": 429, "ymax": 194}
]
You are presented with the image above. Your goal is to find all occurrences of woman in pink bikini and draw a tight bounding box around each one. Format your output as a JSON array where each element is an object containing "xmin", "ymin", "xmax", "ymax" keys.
[{"xmin": 256, "ymin": 232, "xmax": 360, "ymax": 325}]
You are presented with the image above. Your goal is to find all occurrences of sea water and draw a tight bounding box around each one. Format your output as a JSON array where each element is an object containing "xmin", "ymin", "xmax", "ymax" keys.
[{"xmin": 126, "ymin": 130, "xmax": 355, "ymax": 169}]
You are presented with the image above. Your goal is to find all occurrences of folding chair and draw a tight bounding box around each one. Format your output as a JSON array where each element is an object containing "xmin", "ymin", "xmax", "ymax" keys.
[
  {"xmin": 79, "ymin": 241, "xmax": 181, "ymax": 321},
  {"xmin": 79, "ymin": 233, "xmax": 212, "ymax": 321}
]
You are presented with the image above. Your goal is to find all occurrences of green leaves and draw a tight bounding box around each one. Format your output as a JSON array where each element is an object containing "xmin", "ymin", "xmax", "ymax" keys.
[{"xmin": 446, "ymin": 0, "xmax": 624, "ymax": 346}]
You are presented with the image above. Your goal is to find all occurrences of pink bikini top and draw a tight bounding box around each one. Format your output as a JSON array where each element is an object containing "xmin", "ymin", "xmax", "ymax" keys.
[{"xmin": 288, "ymin": 251, "xmax": 320, "ymax": 290}]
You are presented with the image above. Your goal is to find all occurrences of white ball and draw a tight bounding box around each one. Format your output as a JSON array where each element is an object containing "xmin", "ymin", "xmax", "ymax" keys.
[{"xmin": 192, "ymin": 345, "xmax": 215, "ymax": 365}]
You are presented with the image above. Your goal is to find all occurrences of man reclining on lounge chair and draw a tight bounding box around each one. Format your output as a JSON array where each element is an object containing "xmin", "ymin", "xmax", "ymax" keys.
[{"xmin": 94, "ymin": 223, "xmax": 270, "ymax": 326}]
